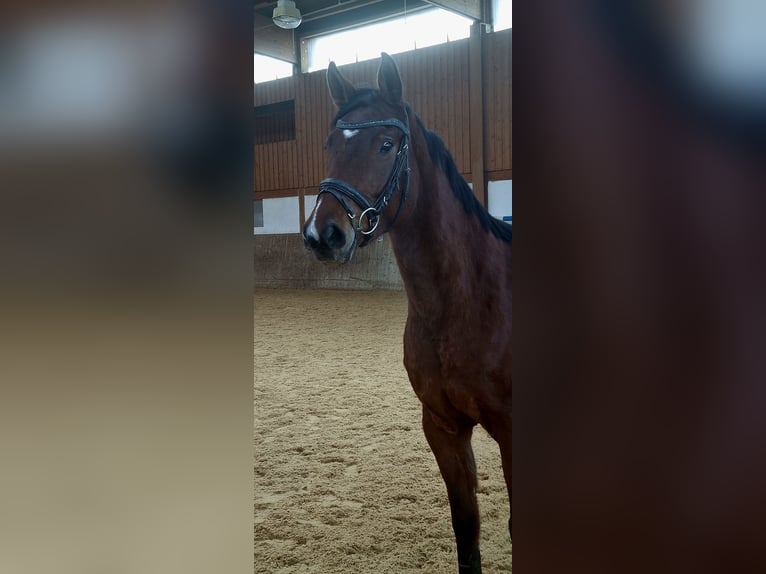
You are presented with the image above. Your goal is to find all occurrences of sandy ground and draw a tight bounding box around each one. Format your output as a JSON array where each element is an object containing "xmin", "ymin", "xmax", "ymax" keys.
[{"xmin": 254, "ymin": 288, "xmax": 512, "ymax": 573}]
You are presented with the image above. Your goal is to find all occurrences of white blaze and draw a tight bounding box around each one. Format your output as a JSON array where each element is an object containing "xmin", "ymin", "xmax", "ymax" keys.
[
  {"xmin": 305, "ymin": 196, "xmax": 323, "ymax": 241},
  {"xmin": 342, "ymin": 129, "xmax": 359, "ymax": 139}
]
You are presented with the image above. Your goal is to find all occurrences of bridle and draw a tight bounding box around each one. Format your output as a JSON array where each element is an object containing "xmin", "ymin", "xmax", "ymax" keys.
[{"xmin": 317, "ymin": 112, "xmax": 411, "ymax": 246}]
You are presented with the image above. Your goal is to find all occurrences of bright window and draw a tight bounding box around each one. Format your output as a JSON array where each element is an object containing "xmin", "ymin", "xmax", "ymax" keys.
[
  {"xmin": 254, "ymin": 54, "xmax": 293, "ymax": 84},
  {"xmin": 305, "ymin": 8, "xmax": 473, "ymax": 73},
  {"xmin": 493, "ymin": 0, "xmax": 512, "ymax": 32}
]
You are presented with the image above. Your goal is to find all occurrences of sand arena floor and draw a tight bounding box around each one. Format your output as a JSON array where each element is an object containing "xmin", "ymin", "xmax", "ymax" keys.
[{"xmin": 254, "ymin": 288, "xmax": 512, "ymax": 573}]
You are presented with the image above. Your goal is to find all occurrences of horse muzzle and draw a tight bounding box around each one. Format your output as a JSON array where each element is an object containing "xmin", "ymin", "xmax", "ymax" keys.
[{"xmin": 302, "ymin": 218, "xmax": 356, "ymax": 263}]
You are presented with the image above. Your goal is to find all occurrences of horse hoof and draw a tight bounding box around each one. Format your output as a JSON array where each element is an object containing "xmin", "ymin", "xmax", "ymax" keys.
[{"xmin": 458, "ymin": 549, "xmax": 482, "ymax": 573}]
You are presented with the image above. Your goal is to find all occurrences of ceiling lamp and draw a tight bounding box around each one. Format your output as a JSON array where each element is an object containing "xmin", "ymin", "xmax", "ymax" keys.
[{"xmin": 272, "ymin": 0, "xmax": 302, "ymax": 29}]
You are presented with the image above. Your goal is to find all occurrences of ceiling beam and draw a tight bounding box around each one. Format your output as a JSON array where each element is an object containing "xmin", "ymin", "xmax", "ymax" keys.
[
  {"xmin": 254, "ymin": 11, "xmax": 298, "ymax": 63},
  {"xmin": 424, "ymin": 0, "xmax": 482, "ymax": 21},
  {"xmin": 294, "ymin": 1, "xmax": 431, "ymax": 38}
]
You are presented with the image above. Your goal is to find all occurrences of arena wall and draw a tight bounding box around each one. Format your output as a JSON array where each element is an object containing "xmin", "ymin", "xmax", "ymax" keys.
[
  {"xmin": 254, "ymin": 234, "xmax": 403, "ymax": 290},
  {"xmin": 254, "ymin": 28, "xmax": 512, "ymax": 201}
]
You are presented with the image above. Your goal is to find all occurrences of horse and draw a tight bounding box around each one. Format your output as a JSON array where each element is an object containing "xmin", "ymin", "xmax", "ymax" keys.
[{"xmin": 302, "ymin": 53, "xmax": 512, "ymax": 574}]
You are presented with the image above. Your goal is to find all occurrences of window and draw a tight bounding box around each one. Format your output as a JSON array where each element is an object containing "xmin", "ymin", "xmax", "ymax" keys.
[
  {"xmin": 305, "ymin": 7, "xmax": 473, "ymax": 73},
  {"xmin": 493, "ymin": 0, "xmax": 512, "ymax": 32},
  {"xmin": 254, "ymin": 100, "xmax": 295, "ymax": 144},
  {"xmin": 488, "ymin": 180, "xmax": 512, "ymax": 222},
  {"xmin": 253, "ymin": 197, "xmax": 301, "ymax": 235},
  {"xmin": 254, "ymin": 54, "xmax": 294, "ymax": 84}
]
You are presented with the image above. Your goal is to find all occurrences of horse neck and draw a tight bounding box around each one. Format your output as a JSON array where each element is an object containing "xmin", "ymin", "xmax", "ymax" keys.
[{"xmin": 388, "ymin": 133, "xmax": 483, "ymax": 320}]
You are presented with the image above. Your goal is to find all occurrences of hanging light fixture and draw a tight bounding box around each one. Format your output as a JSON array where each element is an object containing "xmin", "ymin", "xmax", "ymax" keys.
[{"xmin": 272, "ymin": 0, "xmax": 302, "ymax": 29}]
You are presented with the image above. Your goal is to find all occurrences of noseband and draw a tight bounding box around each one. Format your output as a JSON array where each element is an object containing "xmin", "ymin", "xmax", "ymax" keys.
[{"xmin": 318, "ymin": 114, "xmax": 411, "ymax": 246}]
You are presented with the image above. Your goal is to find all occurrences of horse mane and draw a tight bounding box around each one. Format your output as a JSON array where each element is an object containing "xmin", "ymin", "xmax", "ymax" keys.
[
  {"xmin": 412, "ymin": 111, "xmax": 512, "ymax": 243},
  {"xmin": 331, "ymin": 91, "xmax": 512, "ymax": 243}
]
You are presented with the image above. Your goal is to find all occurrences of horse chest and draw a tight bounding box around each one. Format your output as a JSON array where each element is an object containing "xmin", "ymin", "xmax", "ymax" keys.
[{"xmin": 403, "ymin": 328, "xmax": 490, "ymax": 426}]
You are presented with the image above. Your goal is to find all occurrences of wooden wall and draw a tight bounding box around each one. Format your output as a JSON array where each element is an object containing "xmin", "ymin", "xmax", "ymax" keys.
[
  {"xmin": 484, "ymin": 29, "xmax": 512, "ymax": 179},
  {"xmin": 254, "ymin": 28, "xmax": 511, "ymax": 200}
]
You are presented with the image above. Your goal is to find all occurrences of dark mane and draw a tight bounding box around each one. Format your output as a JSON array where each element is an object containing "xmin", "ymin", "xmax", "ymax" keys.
[{"xmin": 413, "ymin": 112, "xmax": 512, "ymax": 243}]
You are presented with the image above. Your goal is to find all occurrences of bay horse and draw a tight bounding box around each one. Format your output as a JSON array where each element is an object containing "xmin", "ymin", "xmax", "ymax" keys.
[{"xmin": 302, "ymin": 53, "xmax": 512, "ymax": 574}]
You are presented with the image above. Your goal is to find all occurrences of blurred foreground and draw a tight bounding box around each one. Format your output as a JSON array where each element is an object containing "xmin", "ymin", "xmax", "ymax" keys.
[
  {"xmin": 516, "ymin": 2, "xmax": 766, "ymax": 573},
  {"xmin": 0, "ymin": 3, "xmax": 253, "ymax": 574}
]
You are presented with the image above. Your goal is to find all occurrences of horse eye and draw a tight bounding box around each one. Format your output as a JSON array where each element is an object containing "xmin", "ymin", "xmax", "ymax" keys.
[{"xmin": 380, "ymin": 141, "xmax": 394, "ymax": 153}]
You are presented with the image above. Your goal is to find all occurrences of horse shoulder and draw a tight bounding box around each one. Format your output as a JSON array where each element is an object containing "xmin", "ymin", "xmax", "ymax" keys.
[{"xmin": 402, "ymin": 310, "xmax": 510, "ymax": 428}]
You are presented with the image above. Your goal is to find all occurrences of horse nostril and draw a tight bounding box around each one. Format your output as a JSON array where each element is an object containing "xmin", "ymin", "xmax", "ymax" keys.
[
  {"xmin": 322, "ymin": 222, "xmax": 347, "ymax": 249},
  {"xmin": 303, "ymin": 229, "xmax": 319, "ymax": 250}
]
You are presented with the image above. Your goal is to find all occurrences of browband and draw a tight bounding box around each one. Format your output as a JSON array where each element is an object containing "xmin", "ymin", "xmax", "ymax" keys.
[{"xmin": 335, "ymin": 118, "xmax": 410, "ymax": 136}]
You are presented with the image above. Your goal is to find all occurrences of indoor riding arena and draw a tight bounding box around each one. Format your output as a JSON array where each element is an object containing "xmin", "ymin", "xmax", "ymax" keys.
[{"xmin": 254, "ymin": 2, "xmax": 511, "ymax": 572}]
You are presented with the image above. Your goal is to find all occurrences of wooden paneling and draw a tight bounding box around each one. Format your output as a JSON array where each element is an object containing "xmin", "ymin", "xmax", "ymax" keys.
[
  {"xmin": 254, "ymin": 74, "xmax": 298, "ymax": 193},
  {"xmin": 253, "ymin": 74, "xmax": 295, "ymax": 109},
  {"xmin": 394, "ymin": 40, "xmax": 472, "ymax": 176},
  {"xmin": 254, "ymin": 28, "xmax": 512, "ymax": 199},
  {"xmin": 484, "ymin": 29, "xmax": 512, "ymax": 177},
  {"xmin": 469, "ymin": 21, "xmax": 487, "ymax": 205},
  {"xmin": 254, "ymin": 140, "xmax": 298, "ymax": 191}
]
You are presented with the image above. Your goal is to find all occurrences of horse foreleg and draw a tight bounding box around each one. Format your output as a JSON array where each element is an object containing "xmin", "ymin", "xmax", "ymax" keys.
[
  {"xmin": 498, "ymin": 429, "xmax": 512, "ymax": 542},
  {"xmin": 421, "ymin": 405, "xmax": 482, "ymax": 574}
]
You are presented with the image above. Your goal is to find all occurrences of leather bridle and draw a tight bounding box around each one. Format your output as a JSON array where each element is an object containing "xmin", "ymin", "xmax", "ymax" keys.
[{"xmin": 317, "ymin": 113, "xmax": 411, "ymax": 246}]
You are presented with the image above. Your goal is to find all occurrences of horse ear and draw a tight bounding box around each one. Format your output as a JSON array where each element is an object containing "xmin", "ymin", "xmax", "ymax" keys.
[
  {"xmin": 327, "ymin": 61, "xmax": 356, "ymax": 108},
  {"xmin": 377, "ymin": 52, "xmax": 403, "ymax": 106}
]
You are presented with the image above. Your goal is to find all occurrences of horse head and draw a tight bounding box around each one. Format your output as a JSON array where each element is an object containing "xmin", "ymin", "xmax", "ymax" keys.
[{"xmin": 303, "ymin": 53, "xmax": 413, "ymax": 262}]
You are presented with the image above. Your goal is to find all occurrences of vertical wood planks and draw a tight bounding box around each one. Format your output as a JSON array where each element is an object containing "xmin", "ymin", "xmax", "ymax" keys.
[
  {"xmin": 253, "ymin": 29, "xmax": 512, "ymax": 198},
  {"xmin": 484, "ymin": 30, "xmax": 512, "ymax": 176}
]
